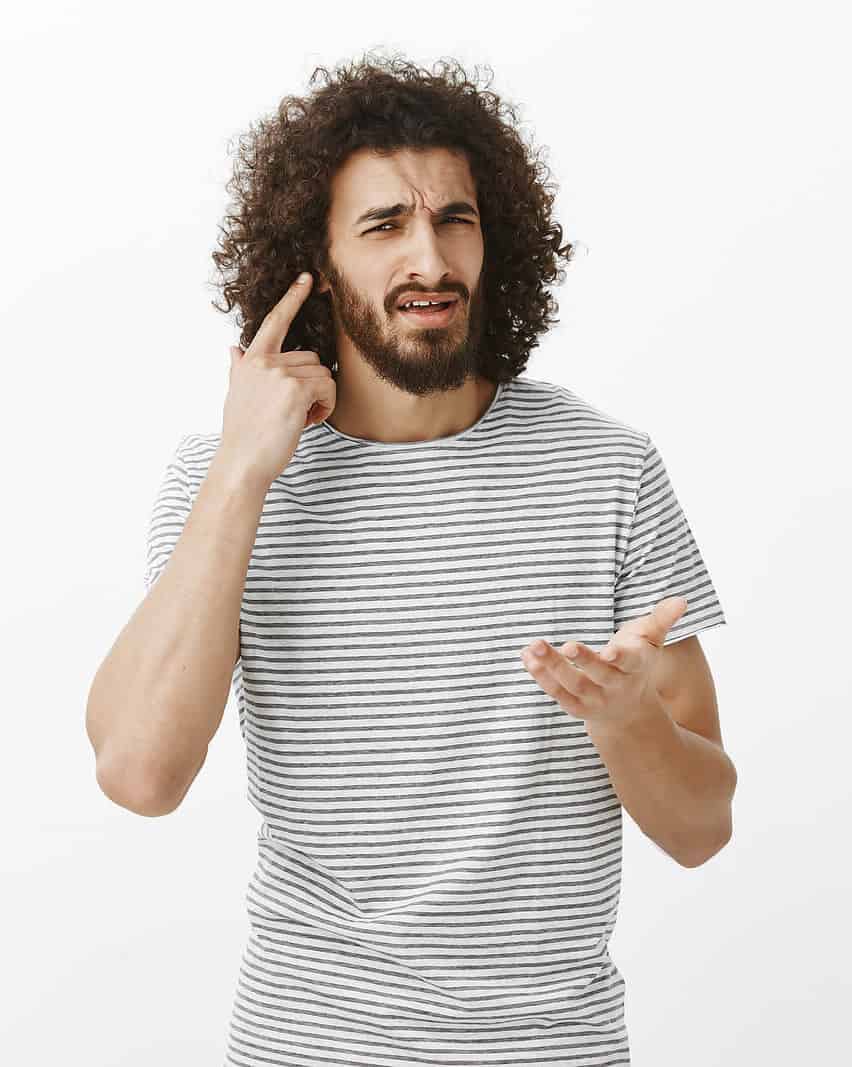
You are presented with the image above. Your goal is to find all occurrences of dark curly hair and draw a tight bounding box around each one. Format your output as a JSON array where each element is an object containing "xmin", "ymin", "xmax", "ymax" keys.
[{"xmin": 209, "ymin": 49, "xmax": 576, "ymax": 382}]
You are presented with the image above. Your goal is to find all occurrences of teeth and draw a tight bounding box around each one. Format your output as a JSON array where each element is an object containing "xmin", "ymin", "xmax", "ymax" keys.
[{"xmin": 401, "ymin": 299, "xmax": 448, "ymax": 310}]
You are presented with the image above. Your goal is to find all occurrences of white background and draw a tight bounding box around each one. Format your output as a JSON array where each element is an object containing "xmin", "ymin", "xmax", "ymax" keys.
[{"xmin": 2, "ymin": 1, "xmax": 849, "ymax": 1063}]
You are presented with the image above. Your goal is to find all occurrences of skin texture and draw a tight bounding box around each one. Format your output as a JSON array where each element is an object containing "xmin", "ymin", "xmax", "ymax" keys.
[{"xmin": 315, "ymin": 146, "xmax": 496, "ymax": 443}]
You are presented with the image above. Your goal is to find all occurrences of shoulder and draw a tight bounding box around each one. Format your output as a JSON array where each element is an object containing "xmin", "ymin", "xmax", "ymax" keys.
[{"xmin": 509, "ymin": 375, "xmax": 649, "ymax": 455}]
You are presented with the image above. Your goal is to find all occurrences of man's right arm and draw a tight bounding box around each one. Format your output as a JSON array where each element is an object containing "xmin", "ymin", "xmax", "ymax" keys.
[{"xmin": 85, "ymin": 449, "xmax": 268, "ymax": 817}]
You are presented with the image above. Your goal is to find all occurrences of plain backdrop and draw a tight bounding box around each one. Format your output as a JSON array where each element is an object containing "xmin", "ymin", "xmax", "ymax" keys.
[{"xmin": 2, "ymin": 1, "xmax": 849, "ymax": 1063}]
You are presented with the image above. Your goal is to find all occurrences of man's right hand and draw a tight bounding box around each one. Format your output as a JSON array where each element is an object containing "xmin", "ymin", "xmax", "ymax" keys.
[{"xmin": 219, "ymin": 272, "xmax": 336, "ymax": 490}]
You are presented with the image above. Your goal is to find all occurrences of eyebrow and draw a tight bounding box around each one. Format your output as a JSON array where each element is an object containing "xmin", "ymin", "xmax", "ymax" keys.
[{"xmin": 353, "ymin": 200, "xmax": 479, "ymax": 228}]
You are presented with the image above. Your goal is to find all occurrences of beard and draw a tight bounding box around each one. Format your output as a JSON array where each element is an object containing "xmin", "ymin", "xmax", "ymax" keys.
[{"xmin": 321, "ymin": 257, "xmax": 487, "ymax": 397}]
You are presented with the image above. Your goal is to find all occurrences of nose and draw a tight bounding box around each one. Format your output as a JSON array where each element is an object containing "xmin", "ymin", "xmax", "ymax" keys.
[{"xmin": 398, "ymin": 213, "xmax": 453, "ymax": 282}]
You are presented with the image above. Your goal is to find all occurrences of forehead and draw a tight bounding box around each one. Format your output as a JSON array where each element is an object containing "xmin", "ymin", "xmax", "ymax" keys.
[{"xmin": 330, "ymin": 147, "xmax": 477, "ymax": 224}]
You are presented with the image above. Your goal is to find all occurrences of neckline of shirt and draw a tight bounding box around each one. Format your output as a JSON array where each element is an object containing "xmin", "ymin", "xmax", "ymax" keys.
[{"xmin": 318, "ymin": 379, "xmax": 506, "ymax": 449}]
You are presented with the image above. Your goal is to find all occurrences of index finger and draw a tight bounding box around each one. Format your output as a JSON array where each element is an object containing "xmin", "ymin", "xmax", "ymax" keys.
[{"xmin": 246, "ymin": 272, "xmax": 314, "ymax": 356}]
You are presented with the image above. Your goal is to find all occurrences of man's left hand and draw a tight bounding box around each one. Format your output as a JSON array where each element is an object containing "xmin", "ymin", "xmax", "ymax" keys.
[{"xmin": 520, "ymin": 596, "xmax": 689, "ymax": 728}]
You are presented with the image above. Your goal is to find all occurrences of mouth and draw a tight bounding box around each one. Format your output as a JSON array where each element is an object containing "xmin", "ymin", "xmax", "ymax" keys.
[{"xmin": 396, "ymin": 299, "xmax": 459, "ymax": 326}]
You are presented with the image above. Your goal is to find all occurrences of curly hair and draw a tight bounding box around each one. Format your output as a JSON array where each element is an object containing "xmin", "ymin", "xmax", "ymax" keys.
[{"xmin": 209, "ymin": 49, "xmax": 576, "ymax": 382}]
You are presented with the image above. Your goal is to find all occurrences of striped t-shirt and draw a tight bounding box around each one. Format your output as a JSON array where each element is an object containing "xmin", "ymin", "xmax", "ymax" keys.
[{"xmin": 144, "ymin": 374, "xmax": 726, "ymax": 1066}]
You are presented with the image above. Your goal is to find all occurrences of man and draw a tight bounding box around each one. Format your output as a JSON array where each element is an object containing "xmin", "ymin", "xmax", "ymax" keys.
[{"xmin": 94, "ymin": 53, "xmax": 736, "ymax": 1066}]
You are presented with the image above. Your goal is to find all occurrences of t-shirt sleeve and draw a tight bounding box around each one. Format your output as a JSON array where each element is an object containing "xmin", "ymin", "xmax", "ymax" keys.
[
  {"xmin": 143, "ymin": 435, "xmax": 194, "ymax": 594},
  {"xmin": 613, "ymin": 434, "xmax": 727, "ymax": 645}
]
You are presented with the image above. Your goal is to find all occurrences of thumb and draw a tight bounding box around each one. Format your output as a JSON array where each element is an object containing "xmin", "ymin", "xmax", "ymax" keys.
[
  {"xmin": 228, "ymin": 347, "xmax": 243, "ymax": 384},
  {"xmin": 229, "ymin": 347, "xmax": 245, "ymax": 377},
  {"xmin": 654, "ymin": 596, "xmax": 688, "ymax": 636}
]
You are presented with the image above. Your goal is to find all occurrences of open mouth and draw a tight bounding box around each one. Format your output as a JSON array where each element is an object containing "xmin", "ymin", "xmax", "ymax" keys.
[{"xmin": 396, "ymin": 300, "xmax": 458, "ymax": 325}]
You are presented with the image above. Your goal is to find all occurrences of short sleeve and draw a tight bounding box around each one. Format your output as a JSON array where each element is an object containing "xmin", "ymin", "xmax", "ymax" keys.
[
  {"xmin": 143, "ymin": 435, "xmax": 193, "ymax": 594},
  {"xmin": 613, "ymin": 435, "xmax": 727, "ymax": 645}
]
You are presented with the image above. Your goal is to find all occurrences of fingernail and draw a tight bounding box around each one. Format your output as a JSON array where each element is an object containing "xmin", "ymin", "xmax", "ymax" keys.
[{"xmin": 296, "ymin": 272, "xmax": 311, "ymax": 284}]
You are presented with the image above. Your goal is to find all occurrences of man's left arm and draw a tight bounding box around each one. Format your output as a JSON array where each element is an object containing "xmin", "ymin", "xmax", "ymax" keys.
[
  {"xmin": 521, "ymin": 598, "xmax": 737, "ymax": 868},
  {"xmin": 587, "ymin": 633, "xmax": 737, "ymax": 868}
]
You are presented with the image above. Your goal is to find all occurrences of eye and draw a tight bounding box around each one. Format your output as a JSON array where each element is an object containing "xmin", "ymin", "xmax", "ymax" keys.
[{"xmin": 366, "ymin": 216, "xmax": 473, "ymax": 234}]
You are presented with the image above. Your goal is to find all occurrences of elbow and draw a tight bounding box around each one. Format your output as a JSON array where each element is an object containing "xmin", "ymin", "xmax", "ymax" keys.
[
  {"xmin": 95, "ymin": 755, "xmax": 183, "ymax": 818},
  {"xmin": 679, "ymin": 760, "xmax": 738, "ymax": 868},
  {"xmin": 677, "ymin": 815, "xmax": 734, "ymax": 869}
]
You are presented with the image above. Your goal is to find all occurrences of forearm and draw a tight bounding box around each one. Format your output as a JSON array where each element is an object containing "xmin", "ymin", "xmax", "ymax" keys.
[
  {"xmin": 586, "ymin": 696, "xmax": 737, "ymax": 867},
  {"xmin": 86, "ymin": 450, "xmax": 267, "ymax": 812}
]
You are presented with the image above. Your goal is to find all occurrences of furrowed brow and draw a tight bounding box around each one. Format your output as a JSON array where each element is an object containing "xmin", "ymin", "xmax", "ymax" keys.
[{"xmin": 353, "ymin": 200, "xmax": 479, "ymax": 228}]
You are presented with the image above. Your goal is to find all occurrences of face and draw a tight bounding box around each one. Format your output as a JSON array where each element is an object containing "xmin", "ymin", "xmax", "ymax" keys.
[{"xmin": 318, "ymin": 147, "xmax": 487, "ymax": 397}]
